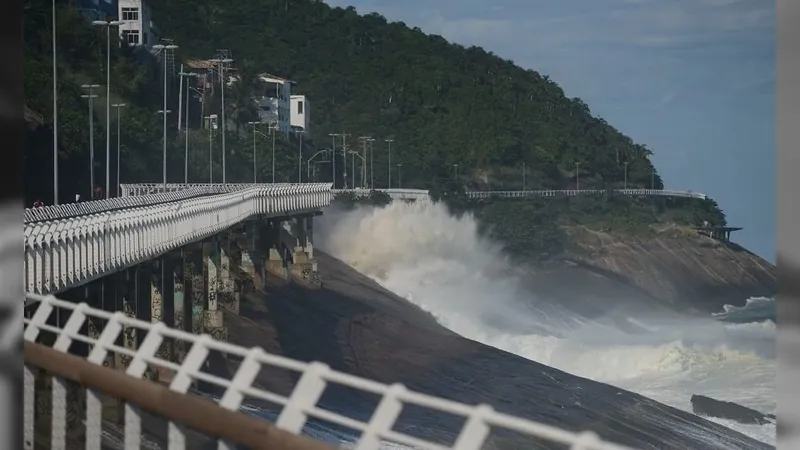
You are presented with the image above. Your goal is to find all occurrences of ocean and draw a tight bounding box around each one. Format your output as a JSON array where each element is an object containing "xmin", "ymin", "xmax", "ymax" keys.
[{"xmin": 312, "ymin": 200, "xmax": 776, "ymax": 448}]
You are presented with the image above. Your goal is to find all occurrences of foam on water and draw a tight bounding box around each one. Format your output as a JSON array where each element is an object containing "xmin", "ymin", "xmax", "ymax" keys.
[{"xmin": 317, "ymin": 201, "xmax": 777, "ymax": 446}]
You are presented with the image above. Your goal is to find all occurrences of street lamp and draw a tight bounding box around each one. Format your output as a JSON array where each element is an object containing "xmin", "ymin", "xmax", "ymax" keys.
[
  {"xmin": 111, "ymin": 103, "xmax": 126, "ymax": 196},
  {"xmin": 453, "ymin": 164, "xmax": 458, "ymax": 180},
  {"xmin": 209, "ymin": 57, "xmax": 234, "ymax": 184},
  {"xmin": 52, "ymin": 0, "xmax": 58, "ymax": 204},
  {"xmin": 623, "ymin": 161, "xmax": 629, "ymax": 189},
  {"xmin": 204, "ymin": 115, "xmax": 217, "ymax": 182},
  {"xmin": 295, "ymin": 129, "xmax": 305, "ymax": 183},
  {"xmin": 269, "ymin": 120, "xmax": 277, "ymax": 183},
  {"xmin": 522, "ymin": 162, "xmax": 527, "ymax": 191},
  {"xmin": 575, "ymin": 162, "xmax": 580, "ymax": 190},
  {"xmin": 80, "ymin": 84, "xmax": 100, "ymax": 198},
  {"xmin": 247, "ymin": 121, "xmax": 263, "ymax": 183},
  {"xmin": 178, "ymin": 69, "xmax": 197, "ymax": 183},
  {"xmin": 329, "ymin": 133, "xmax": 340, "ymax": 188},
  {"xmin": 385, "ymin": 138, "xmax": 393, "ymax": 188},
  {"xmin": 152, "ymin": 43, "xmax": 178, "ymax": 189},
  {"xmin": 92, "ymin": 19, "xmax": 124, "ymax": 199},
  {"xmin": 307, "ymin": 149, "xmax": 328, "ymax": 180},
  {"xmin": 368, "ymin": 137, "xmax": 375, "ymax": 189}
]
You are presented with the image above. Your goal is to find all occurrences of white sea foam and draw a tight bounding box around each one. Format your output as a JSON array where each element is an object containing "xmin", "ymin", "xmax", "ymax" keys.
[{"xmin": 317, "ymin": 201, "xmax": 777, "ymax": 446}]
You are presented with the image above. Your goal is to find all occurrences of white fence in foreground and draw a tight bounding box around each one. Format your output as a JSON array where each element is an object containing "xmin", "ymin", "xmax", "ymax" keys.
[
  {"xmin": 23, "ymin": 293, "xmax": 635, "ymax": 450},
  {"xmin": 24, "ymin": 184, "xmax": 332, "ymax": 296}
]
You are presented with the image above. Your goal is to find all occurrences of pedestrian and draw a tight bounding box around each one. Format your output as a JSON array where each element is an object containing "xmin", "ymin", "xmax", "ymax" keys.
[
  {"xmin": 32, "ymin": 199, "xmax": 43, "ymax": 208},
  {"xmin": 75, "ymin": 193, "xmax": 81, "ymax": 202}
]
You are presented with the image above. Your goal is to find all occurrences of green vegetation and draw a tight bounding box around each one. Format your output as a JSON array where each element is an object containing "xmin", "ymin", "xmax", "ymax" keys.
[{"xmin": 25, "ymin": 0, "xmax": 726, "ymax": 250}]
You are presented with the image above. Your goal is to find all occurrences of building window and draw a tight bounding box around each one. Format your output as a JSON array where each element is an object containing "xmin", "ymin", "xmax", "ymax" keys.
[
  {"xmin": 297, "ymin": 101, "xmax": 303, "ymax": 114},
  {"xmin": 122, "ymin": 30, "xmax": 140, "ymax": 45},
  {"xmin": 121, "ymin": 7, "xmax": 139, "ymax": 21}
]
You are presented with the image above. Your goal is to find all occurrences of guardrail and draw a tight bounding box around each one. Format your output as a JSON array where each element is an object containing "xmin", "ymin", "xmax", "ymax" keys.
[
  {"xmin": 464, "ymin": 189, "xmax": 708, "ymax": 200},
  {"xmin": 329, "ymin": 188, "xmax": 707, "ymax": 201},
  {"xmin": 24, "ymin": 184, "xmax": 332, "ymax": 295},
  {"xmin": 120, "ymin": 183, "xmax": 304, "ymax": 197},
  {"xmin": 23, "ymin": 293, "xmax": 635, "ymax": 450}
]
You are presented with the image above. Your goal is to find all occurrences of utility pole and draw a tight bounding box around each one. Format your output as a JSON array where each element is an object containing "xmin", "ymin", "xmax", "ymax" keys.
[
  {"xmin": 271, "ymin": 120, "xmax": 277, "ymax": 183},
  {"xmin": 358, "ymin": 136, "xmax": 370, "ymax": 188},
  {"xmin": 80, "ymin": 84, "xmax": 100, "ymax": 198},
  {"xmin": 247, "ymin": 121, "xmax": 259, "ymax": 183},
  {"xmin": 385, "ymin": 138, "xmax": 393, "ymax": 188},
  {"xmin": 453, "ymin": 164, "xmax": 458, "ymax": 180},
  {"xmin": 341, "ymin": 133, "xmax": 350, "ymax": 188},
  {"xmin": 397, "ymin": 163, "xmax": 403, "ymax": 188}
]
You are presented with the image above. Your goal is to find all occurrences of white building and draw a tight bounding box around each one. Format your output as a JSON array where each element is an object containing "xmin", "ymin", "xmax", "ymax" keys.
[
  {"xmin": 290, "ymin": 95, "xmax": 310, "ymax": 133},
  {"xmin": 117, "ymin": 0, "xmax": 155, "ymax": 48},
  {"xmin": 257, "ymin": 73, "xmax": 293, "ymax": 134}
]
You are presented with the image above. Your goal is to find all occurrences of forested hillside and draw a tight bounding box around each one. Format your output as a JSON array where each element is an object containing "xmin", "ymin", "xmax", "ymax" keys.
[
  {"xmin": 25, "ymin": 0, "xmax": 725, "ymax": 233},
  {"xmin": 149, "ymin": 0, "xmax": 663, "ymax": 191}
]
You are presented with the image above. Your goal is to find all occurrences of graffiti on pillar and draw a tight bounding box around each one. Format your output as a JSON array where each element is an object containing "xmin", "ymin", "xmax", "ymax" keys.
[
  {"xmin": 191, "ymin": 273, "xmax": 204, "ymax": 335},
  {"xmin": 151, "ymin": 278, "xmax": 163, "ymax": 323},
  {"xmin": 208, "ymin": 327, "xmax": 227, "ymax": 341}
]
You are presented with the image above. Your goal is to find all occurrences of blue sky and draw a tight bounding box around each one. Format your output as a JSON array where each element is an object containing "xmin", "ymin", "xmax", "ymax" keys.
[{"xmin": 324, "ymin": 0, "xmax": 775, "ymax": 262}]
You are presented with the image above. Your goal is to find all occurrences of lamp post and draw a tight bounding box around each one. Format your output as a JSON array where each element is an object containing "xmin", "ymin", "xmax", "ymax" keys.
[
  {"xmin": 453, "ymin": 164, "xmax": 458, "ymax": 180},
  {"xmin": 92, "ymin": 20, "xmax": 124, "ymax": 199},
  {"xmin": 522, "ymin": 162, "xmax": 527, "ymax": 191},
  {"xmin": 80, "ymin": 84, "xmax": 100, "ymax": 198},
  {"xmin": 111, "ymin": 103, "xmax": 126, "ymax": 196},
  {"xmin": 152, "ymin": 43, "xmax": 179, "ymax": 190},
  {"xmin": 295, "ymin": 129, "xmax": 305, "ymax": 183},
  {"xmin": 368, "ymin": 137, "xmax": 375, "ymax": 189},
  {"xmin": 623, "ymin": 161, "xmax": 629, "ymax": 189},
  {"xmin": 178, "ymin": 69, "xmax": 197, "ymax": 183},
  {"xmin": 209, "ymin": 57, "xmax": 234, "ymax": 184},
  {"xmin": 385, "ymin": 138, "xmax": 393, "ymax": 188},
  {"xmin": 52, "ymin": 0, "xmax": 58, "ymax": 204},
  {"xmin": 247, "ymin": 121, "xmax": 263, "ymax": 183},
  {"xmin": 329, "ymin": 133, "xmax": 339, "ymax": 187},
  {"xmin": 307, "ymin": 149, "xmax": 328, "ymax": 180},
  {"xmin": 270, "ymin": 120, "xmax": 277, "ymax": 183},
  {"xmin": 575, "ymin": 162, "xmax": 580, "ymax": 190},
  {"xmin": 204, "ymin": 115, "xmax": 216, "ymax": 183}
]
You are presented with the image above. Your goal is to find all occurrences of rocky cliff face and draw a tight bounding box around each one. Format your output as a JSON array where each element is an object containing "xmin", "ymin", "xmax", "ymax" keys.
[{"xmin": 522, "ymin": 225, "xmax": 776, "ymax": 315}]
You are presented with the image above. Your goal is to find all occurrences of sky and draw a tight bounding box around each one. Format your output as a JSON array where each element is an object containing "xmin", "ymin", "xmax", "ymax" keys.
[{"xmin": 323, "ymin": 0, "xmax": 775, "ymax": 262}]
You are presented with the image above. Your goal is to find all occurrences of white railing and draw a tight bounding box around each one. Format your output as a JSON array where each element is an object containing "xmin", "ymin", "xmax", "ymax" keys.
[
  {"xmin": 328, "ymin": 188, "xmax": 707, "ymax": 201},
  {"xmin": 23, "ymin": 293, "xmax": 635, "ymax": 450},
  {"xmin": 119, "ymin": 183, "xmax": 304, "ymax": 197},
  {"xmin": 464, "ymin": 189, "xmax": 708, "ymax": 200},
  {"xmin": 331, "ymin": 188, "xmax": 432, "ymax": 201},
  {"xmin": 24, "ymin": 184, "xmax": 332, "ymax": 296}
]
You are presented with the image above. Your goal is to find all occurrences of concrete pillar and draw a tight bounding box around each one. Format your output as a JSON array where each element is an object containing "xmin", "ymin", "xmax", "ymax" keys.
[
  {"xmin": 266, "ymin": 221, "xmax": 290, "ymax": 281},
  {"xmin": 172, "ymin": 254, "xmax": 188, "ymax": 362},
  {"xmin": 241, "ymin": 222, "xmax": 257, "ymax": 279},
  {"xmin": 203, "ymin": 240, "xmax": 218, "ymax": 311},
  {"xmin": 183, "ymin": 246, "xmax": 205, "ymax": 336},
  {"xmin": 229, "ymin": 232, "xmax": 243, "ymax": 314},
  {"xmin": 289, "ymin": 216, "xmax": 320, "ymax": 287},
  {"xmin": 203, "ymin": 239, "xmax": 226, "ymax": 341},
  {"xmin": 115, "ymin": 269, "xmax": 137, "ymax": 371},
  {"xmin": 218, "ymin": 235, "xmax": 238, "ymax": 314}
]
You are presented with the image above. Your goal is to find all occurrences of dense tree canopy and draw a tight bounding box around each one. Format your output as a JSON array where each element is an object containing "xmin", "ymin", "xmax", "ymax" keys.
[{"xmin": 24, "ymin": 0, "xmax": 726, "ymax": 239}]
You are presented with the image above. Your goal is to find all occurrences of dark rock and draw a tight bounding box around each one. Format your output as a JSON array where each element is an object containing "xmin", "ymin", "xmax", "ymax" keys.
[{"xmin": 691, "ymin": 394, "xmax": 776, "ymax": 425}]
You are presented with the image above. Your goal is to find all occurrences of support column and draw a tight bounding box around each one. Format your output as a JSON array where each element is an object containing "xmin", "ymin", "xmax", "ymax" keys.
[
  {"xmin": 203, "ymin": 239, "xmax": 226, "ymax": 341},
  {"xmin": 289, "ymin": 216, "xmax": 320, "ymax": 287},
  {"xmin": 218, "ymin": 235, "xmax": 238, "ymax": 314},
  {"xmin": 184, "ymin": 245, "xmax": 205, "ymax": 336},
  {"xmin": 266, "ymin": 221, "xmax": 290, "ymax": 281},
  {"xmin": 173, "ymin": 253, "xmax": 188, "ymax": 362},
  {"xmin": 115, "ymin": 269, "xmax": 137, "ymax": 371},
  {"xmin": 146, "ymin": 261, "xmax": 163, "ymax": 381}
]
